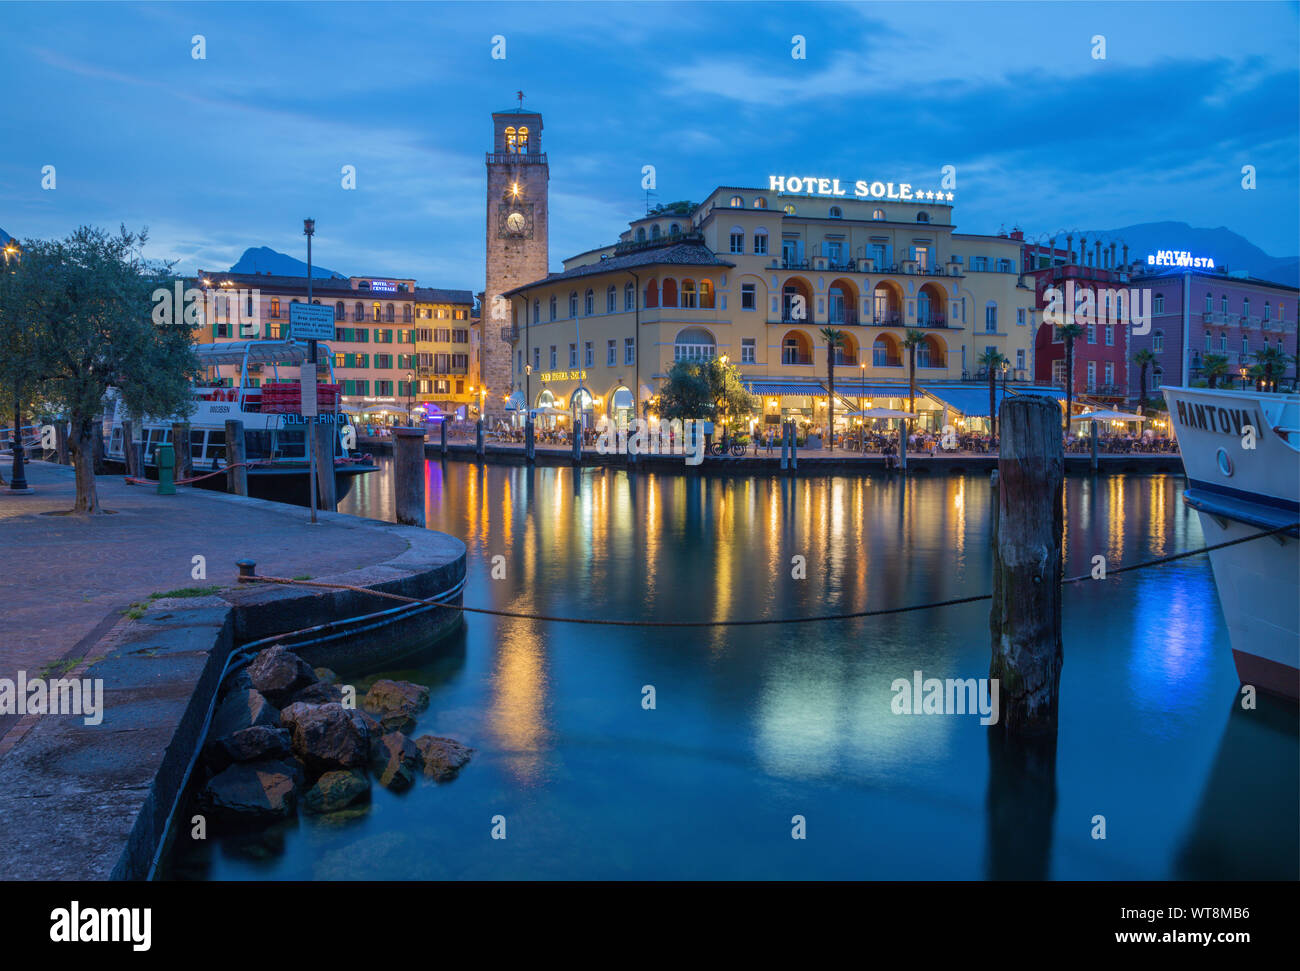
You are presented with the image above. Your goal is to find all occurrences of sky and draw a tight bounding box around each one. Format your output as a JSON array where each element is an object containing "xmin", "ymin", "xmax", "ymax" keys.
[{"xmin": 1, "ymin": 0, "xmax": 1297, "ymax": 292}]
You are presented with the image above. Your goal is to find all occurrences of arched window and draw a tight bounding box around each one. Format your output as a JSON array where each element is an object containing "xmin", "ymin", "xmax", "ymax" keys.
[
  {"xmin": 669, "ymin": 222, "xmax": 681, "ymax": 235},
  {"xmin": 625, "ymin": 282, "xmax": 635, "ymax": 310},
  {"xmin": 505, "ymin": 126, "xmax": 529, "ymax": 153},
  {"xmin": 651, "ymin": 224, "xmax": 661, "ymax": 239},
  {"xmin": 674, "ymin": 327, "xmax": 716, "ymax": 361},
  {"xmin": 1243, "ymin": 298, "xmax": 1250, "ymax": 317},
  {"xmin": 729, "ymin": 195, "xmax": 744, "ymax": 208},
  {"xmin": 372, "ymin": 302, "xmax": 381, "ymax": 322},
  {"xmin": 403, "ymin": 304, "xmax": 412, "ymax": 323},
  {"xmin": 1221, "ymin": 295, "xmax": 1228, "ymax": 313},
  {"xmin": 569, "ymin": 291, "xmax": 579, "ymax": 317},
  {"xmin": 916, "ymin": 212, "xmax": 930, "ymax": 223},
  {"xmin": 828, "ymin": 206, "xmax": 842, "ymax": 219},
  {"xmin": 636, "ymin": 227, "xmax": 646, "ymax": 242},
  {"xmin": 916, "ymin": 340, "xmax": 931, "ymax": 368},
  {"xmin": 549, "ymin": 295, "xmax": 557, "ymax": 320},
  {"xmin": 1205, "ymin": 292, "xmax": 1213, "ymax": 312},
  {"xmin": 681, "ymin": 279, "xmax": 697, "ymax": 309},
  {"xmin": 386, "ymin": 303, "xmax": 395, "ymax": 322},
  {"xmin": 606, "ymin": 285, "xmax": 617, "ymax": 313},
  {"xmin": 661, "ymin": 278, "xmax": 678, "ymax": 308},
  {"xmin": 784, "ymin": 204, "xmax": 796, "ymax": 214},
  {"xmin": 872, "ymin": 336, "xmax": 900, "ymax": 367},
  {"xmin": 355, "ymin": 301, "xmax": 364, "ymax": 321},
  {"xmin": 753, "ymin": 228, "xmax": 769, "ymax": 256},
  {"xmin": 753, "ymin": 197, "xmax": 768, "ymax": 209},
  {"xmin": 584, "ymin": 289, "xmax": 594, "ymax": 315},
  {"xmin": 645, "ymin": 280, "xmax": 659, "ymax": 309},
  {"xmin": 335, "ymin": 301, "xmax": 345, "ymax": 319},
  {"xmin": 699, "ymin": 279, "xmax": 715, "ymax": 309},
  {"xmin": 872, "ymin": 209, "xmax": 885, "ymax": 220}
]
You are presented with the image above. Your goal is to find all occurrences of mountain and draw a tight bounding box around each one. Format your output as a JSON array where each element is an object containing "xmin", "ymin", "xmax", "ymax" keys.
[
  {"xmin": 229, "ymin": 246, "xmax": 346, "ymax": 279},
  {"xmin": 1080, "ymin": 222, "xmax": 1297, "ymax": 288},
  {"xmin": 0, "ymin": 227, "xmax": 10, "ymax": 245}
]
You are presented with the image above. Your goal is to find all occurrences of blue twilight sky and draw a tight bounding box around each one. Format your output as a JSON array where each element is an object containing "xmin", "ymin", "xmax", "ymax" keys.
[{"xmin": 1, "ymin": 0, "xmax": 1296, "ymax": 292}]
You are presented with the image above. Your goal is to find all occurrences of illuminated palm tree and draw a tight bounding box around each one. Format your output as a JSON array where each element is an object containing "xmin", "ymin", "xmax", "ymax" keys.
[
  {"xmin": 1057, "ymin": 323, "xmax": 1085, "ymax": 431},
  {"xmin": 902, "ymin": 328, "xmax": 926, "ymax": 420},
  {"xmin": 978, "ymin": 348, "xmax": 1008, "ymax": 438},
  {"xmin": 1132, "ymin": 348, "xmax": 1156, "ymax": 411},
  {"xmin": 1201, "ymin": 353, "xmax": 1230, "ymax": 389}
]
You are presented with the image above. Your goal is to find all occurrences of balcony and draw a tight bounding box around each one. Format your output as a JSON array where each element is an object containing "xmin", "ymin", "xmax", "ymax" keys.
[
  {"xmin": 917, "ymin": 314, "xmax": 947, "ymax": 328},
  {"xmin": 780, "ymin": 354, "xmax": 814, "ymax": 366},
  {"xmin": 870, "ymin": 312, "xmax": 903, "ymax": 326},
  {"xmin": 500, "ymin": 326, "xmax": 519, "ymax": 342},
  {"xmin": 826, "ymin": 309, "xmax": 859, "ymax": 327},
  {"xmin": 1202, "ymin": 310, "xmax": 1215, "ymax": 322},
  {"xmin": 486, "ymin": 151, "xmax": 548, "ymax": 165},
  {"xmin": 1245, "ymin": 315, "xmax": 1262, "ymax": 328}
]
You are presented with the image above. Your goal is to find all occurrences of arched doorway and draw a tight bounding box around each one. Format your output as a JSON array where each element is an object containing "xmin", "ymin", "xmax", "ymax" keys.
[
  {"xmin": 782, "ymin": 277, "xmax": 813, "ymax": 323},
  {"xmin": 609, "ymin": 386, "xmax": 634, "ymax": 426},
  {"xmin": 873, "ymin": 282, "xmax": 903, "ymax": 326},
  {"xmin": 828, "ymin": 278, "xmax": 859, "ymax": 326},
  {"xmin": 781, "ymin": 330, "xmax": 813, "ymax": 366}
]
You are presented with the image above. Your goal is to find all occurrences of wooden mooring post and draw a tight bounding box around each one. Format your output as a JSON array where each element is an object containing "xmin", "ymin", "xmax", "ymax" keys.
[
  {"xmin": 224, "ymin": 419, "xmax": 248, "ymax": 497},
  {"xmin": 779, "ymin": 422, "xmax": 789, "ymax": 471},
  {"xmin": 989, "ymin": 396, "xmax": 1064, "ymax": 736},
  {"xmin": 787, "ymin": 422, "xmax": 797, "ymax": 473},
  {"xmin": 439, "ymin": 418, "xmax": 448, "ymax": 457},
  {"xmin": 171, "ymin": 421, "xmax": 192, "ymax": 482},
  {"xmin": 525, "ymin": 417, "xmax": 536, "ymax": 463},
  {"xmin": 571, "ymin": 426, "xmax": 581, "ymax": 466},
  {"xmin": 313, "ymin": 420, "xmax": 337, "ymax": 512},
  {"xmin": 121, "ymin": 419, "xmax": 135, "ymax": 476},
  {"xmin": 1090, "ymin": 419, "xmax": 1100, "ymax": 473},
  {"xmin": 393, "ymin": 426, "xmax": 426, "ymax": 527}
]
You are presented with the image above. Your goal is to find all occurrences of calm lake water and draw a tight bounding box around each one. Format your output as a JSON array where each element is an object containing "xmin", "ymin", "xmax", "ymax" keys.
[{"xmin": 169, "ymin": 460, "xmax": 1298, "ymax": 880}]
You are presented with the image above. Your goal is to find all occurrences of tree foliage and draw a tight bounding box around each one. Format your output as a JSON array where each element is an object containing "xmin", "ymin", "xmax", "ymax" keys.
[{"xmin": 656, "ymin": 356, "xmax": 758, "ymax": 423}]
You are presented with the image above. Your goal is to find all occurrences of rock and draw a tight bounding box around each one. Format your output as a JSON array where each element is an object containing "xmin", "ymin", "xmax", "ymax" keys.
[
  {"xmin": 369, "ymin": 732, "xmax": 420, "ymax": 791},
  {"xmin": 197, "ymin": 758, "xmax": 303, "ymax": 822},
  {"xmin": 247, "ymin": 645, "xmax": 317, "ymax": 706},
  {"xmin": 377, "ymin": 709, "xmax": 416, "ymax": 735},
  {"xmin": 289, "ymin": 682, "xmax": 345, "ymax": 706},
  {"xmin": 362, "ymin": 679, "xmax": 430, "ymax": 717},
  {"xmin": 217, "ymin": 726, "xmax": 292, "ymax": 765},
  {"xmin": 207, "ymin": 689, "xmax": 279, "ymax": 759},
  {"xmin": 346, "ymin": 708, "xmax": 380, "ymax": 744},
  {"xmin": 218, "ymin": 667, "xmax": 253, "ymax": 700},
  {"xmin": 278, "ymin": 701, "xmax": 321, "ymax": 734},
  {"xmin": 414, "ymin": 735, "xmax": 474, "ymax": 782},
  {"xmin": 313, "ymin": 667, "xmax": 339, "ymax": 685},
  {"xmin": 302, "ymin": 769, "xmax": 370, "ymax": 815},
  {"xmin": 287, "ymin": 702, "xmax": 368, "ymax": 775}
]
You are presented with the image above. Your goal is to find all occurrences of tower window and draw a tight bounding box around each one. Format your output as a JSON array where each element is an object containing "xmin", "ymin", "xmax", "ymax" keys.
[
  {"xmin": 505, "ymin": 125, "xmax": 530, "ymax": 154},
  {"xmin": 729, "ymin": 196, "xmax": 744, "ymax": 208}
]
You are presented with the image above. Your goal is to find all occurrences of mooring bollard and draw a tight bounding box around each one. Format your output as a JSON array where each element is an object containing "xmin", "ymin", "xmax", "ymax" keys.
[
  {"xmin": 313, "ymin": 420, "xmax": 337, "ymax": 511},
  {"xmin": 236, "ymin": 559, "xmax": 257, "ymax": 581},
  {"xmin": 990, "ymin": 396, "xmax": 1065, "ymax": 736},
  {"xmin": 225, "ymin": 419, "xmax": 248, "ymax": 497},
  {"xmin": 156, "ymin": 443, "xmax": 175, "ymax": 495},
  {"xmin": 172, "ymin": 421, "xmax": 192, "ymax": 482},
  {"xmin": 393, "ymin": 426, "xmax": 426, "ymax": 527}
]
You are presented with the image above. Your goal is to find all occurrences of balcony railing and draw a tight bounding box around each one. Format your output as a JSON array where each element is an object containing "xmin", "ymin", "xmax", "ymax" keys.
[
  {"xmin": 871, "ymin": 312, "xmax": 902, "ymax": 326},
  {"xmin": 501, "ymin": 326, "xmax": 519, "ymax": 342},
  {"xmin": 827, "ymin": 309, "xmax": 859, "ymax": 326},
  {"xmin": 781, "ymin": 354, "xmax": 814, "ymax": 366},
  {"xmin": 486, "ymin": 152, "xmax": 548, "ymax": 165},
  {"xmin": 917, "ymin": 314, "xmax": 947, "ymax": 328}
]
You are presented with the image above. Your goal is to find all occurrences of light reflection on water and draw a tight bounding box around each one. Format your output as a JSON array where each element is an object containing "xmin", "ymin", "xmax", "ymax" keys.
[{"xmin": 168, "ymin": 461, "xmax": 1297, "ymax": 880}]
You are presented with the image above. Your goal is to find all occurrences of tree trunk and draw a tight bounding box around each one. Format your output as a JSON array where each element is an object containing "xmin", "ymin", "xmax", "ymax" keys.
[
  {"xmin": 827, "ymin": 357, "xmax": 835, "ymax": 451},
  {"xmin": 989, "ymin": 396, "xmax": 1064, "ymax": 736},
  {"xmin": 908, "ymin": 352, "xmax": 916, "ymax": 415},
  {"xmin": 70, "ymin": 416, "xmax": 103, "ymax": 514},
  {"xmin": 989, "ymin": 374, "xmax": 997, "ymax": 438}
]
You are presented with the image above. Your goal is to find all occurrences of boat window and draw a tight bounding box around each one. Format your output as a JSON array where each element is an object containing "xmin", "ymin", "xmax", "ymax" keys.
[
  {"xmin": 274, "ymin": 429, "xmax": 306, "ymax": 459},
  {"xmin": 244, "ymin": 430, "xmax": 273, "ymax": 459}
]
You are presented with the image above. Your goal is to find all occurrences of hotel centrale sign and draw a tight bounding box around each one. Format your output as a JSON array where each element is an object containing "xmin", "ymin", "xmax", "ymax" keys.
[{"xmin": 540, "ymin": 369, "xmax": 587, "ymax": 382}]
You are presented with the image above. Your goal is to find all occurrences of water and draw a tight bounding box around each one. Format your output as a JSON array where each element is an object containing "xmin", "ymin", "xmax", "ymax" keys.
[{"xmin": 169, "ymin": 460, "xmax": 1298, "ymax": 880}]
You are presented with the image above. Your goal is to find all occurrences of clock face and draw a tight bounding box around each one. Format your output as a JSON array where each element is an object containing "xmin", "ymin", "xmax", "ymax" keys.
[{"xmin": 506, "ymin": 211, "xmax": 526, "ymax": 235}]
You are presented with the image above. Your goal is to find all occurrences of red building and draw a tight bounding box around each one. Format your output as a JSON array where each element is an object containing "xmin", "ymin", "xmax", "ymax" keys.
[{"xmin": 1011, "ymin": 231, "xmax": 1135, "ymax": 408}]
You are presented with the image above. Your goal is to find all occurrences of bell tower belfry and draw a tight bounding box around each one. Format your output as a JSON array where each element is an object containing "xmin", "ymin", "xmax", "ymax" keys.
[{"xmin": 483, "ymin": 98, "xmax": 548, "ymax": 419}]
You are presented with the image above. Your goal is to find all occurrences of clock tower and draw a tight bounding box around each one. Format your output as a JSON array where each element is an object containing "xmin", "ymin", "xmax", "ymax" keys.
[{"xmin": 483, "ymin": 103, "xmax": 548, "ymax": 420}]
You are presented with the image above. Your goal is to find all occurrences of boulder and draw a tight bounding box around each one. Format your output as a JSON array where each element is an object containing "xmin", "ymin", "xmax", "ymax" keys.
[
  {"xmin": 376, "ymin": 709, "xmax": 417, "ymax": 735},
  {"xmin": 289, "ymin": 682, "xmax": 345, "ymax": 706},
  {"xmin": 346, "ymin": 707, "xmax": 380, "ymax": 744},
  {"xmin": 216, "ymin": 726, "xmax": 292, "ymax": 767},
  {"xmin": 369, "ymin": 732, "xmax": 420, "ymax": 792},
  {"xmin": 278, "ymin": 700, "xmax": 321, "ymax": 734},
  {"xmin": 414, "ymin": 735, "xmax": 474, "ymax": 782},
  {"xmin": 247, "ymin": 645, "xmax": 317, "ymax": 706},
  {"xmin": 197, "ymin": 758, "xmax": 303, "ymax": 822},
  {"xmin": 313, "ymin": 667, "xmax": 339, "ymax": 685},
  {"xmin": 207, "ymin": 689, "xmax": 279, "ymax": 759},
  {"xmin": 302, "ymin": 769, "xmax": 371, "ymax": 815},
  {"xmin": 362, "ymin": 679, "xmax": 430, "ymax": 717},
  {"xmin": 287, "ymin": 702, "xmax": 369, "ymax": 775}
]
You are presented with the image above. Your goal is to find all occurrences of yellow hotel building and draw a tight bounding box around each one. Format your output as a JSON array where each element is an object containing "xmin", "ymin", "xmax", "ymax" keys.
[{"xmin": 502, "ymin": 182, "xmax": 1042, "ymax": 433}]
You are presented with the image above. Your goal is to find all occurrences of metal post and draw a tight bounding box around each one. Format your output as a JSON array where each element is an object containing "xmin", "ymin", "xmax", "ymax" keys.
[
  {"xmin": 476, "ymin": 418, "xmax": 485, "ymax": 459},
  {"xmin": 1090, "ymin": 419, "xmax": 1099, "ymax": 473},
  {"xmin": 788, "ymin": 421, "xmax": 798, "ymax": 473},
  {"xmin": 8, "ymin": 404, "xmax": 31, "ymax": 493},
  {"xmin": 898, "ymin": 417, "xmax": 908, "ymax": 473},
  {"xmin": 305, "ymin": 217, "xmax": 318, "ymax": 524}
]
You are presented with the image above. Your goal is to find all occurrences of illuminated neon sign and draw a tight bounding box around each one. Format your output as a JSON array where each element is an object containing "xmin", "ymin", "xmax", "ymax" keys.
[
  {"xmin": 768, "ymin": 175, "xmax": 953, "ymax": 202},
  {"xmin": 1146, "ymin": 251, "xmax": 1215, "ymax": 269}
]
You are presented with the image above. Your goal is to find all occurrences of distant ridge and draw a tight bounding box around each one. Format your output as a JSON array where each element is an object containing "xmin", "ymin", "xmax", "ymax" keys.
[
  {"xmin": 1077, "ymin": 221, "xmax": 1298, "ymax": 288},
  {"xmin": 230, "ymin": 246, "xmax": 346, "ymax": 279}
]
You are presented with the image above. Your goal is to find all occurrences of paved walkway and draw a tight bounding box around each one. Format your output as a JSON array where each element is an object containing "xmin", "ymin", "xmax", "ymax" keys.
[{"xmin": 0, "ymin": 461, "xmax": 406, "ymax": 752}]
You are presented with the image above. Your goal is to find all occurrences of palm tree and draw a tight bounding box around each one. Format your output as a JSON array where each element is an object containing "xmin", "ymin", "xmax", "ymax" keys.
[
  {"xmin": 819, "ymin": 327, "xmax": 846, "ymax": 450},
  {"xmin": 1132, "ymin": 348, "xmax": 1156, "ymax": 411},
  {"xmin": 1057, "ymin": 323, "xmax": 1085, "ymax": 432},
  {"xmin": 977, "ymin": 348, "xmax": 1008, "ymax": 438},
  {"xmin": 902, "ymin": 329, "xmax": 926, "ymax": 420},
  {"xmin": 1254, "ymin": 346, "xmax": 1288, "ymax": 392},
  {"xmin": 1201, "ymin": 353, "xmax": 1230, "ymax": 389}
]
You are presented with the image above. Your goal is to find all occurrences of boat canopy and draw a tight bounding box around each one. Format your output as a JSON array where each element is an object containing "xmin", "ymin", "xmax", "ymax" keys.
[{"xmin": 193, "ymin": 340, "xmax": 332, "ymax": 368}]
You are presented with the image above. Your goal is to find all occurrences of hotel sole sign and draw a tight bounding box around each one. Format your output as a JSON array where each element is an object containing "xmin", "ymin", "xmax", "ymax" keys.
[{"xmin": 768, "ymin": 175, "xmax": 953, "ymax": 202}]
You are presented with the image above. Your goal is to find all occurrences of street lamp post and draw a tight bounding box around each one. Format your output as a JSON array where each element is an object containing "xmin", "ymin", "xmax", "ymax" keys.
[
  {"xmin": 406, "ymin": 370, "xmax": 414, "ymax": 421},
  {"xmin": 304, "ymin": 218, "xmax": 318, "ymax": 524},
  {"xmin": 4, "ymin": 241, "xmax": 32, "ymax": 494}
]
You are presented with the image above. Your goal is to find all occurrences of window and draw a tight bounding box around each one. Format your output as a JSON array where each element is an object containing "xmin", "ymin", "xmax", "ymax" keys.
[
  {"xmin": 681, "ymin": 280, "xmax": 697, "ymax": 309},
  {"xmin": 652, "ymin": 225, "xmax": 661, "ymax": 239},
  {"xmin": 607, "ymin": 285, "xmax": 616, "ymax": 313},
  {"xmin": 1087, "ymin": 361, "xmax": 1097, "ymax": 389},
  {"xmin": 403, "ymin": 305, "xmax": 412, "ymax": 323},
  {"xmin": 730, "ymin": 230, "xmax": 744, "ymax": 254},
  {"xmin": 984, "ymin": 302, "xmax": 997, "ymax": 333},
  {"xmin": 355, "ymin": 302, "xmax": 364, "ymax": 321},
  {"xmin": 1242, "ymin": 335, "xmax": 1249, "ymax": 357},
  {"xmin": 828, "ymin": 206, "xmax": 842, "ymax": 219},
  {"xmin": 1205, "ymin": 292, "xmax": 1213, "ymax": 312},
  {"xmin": 872, "ymin": 209, "xmax": 885, "ymax": 220},
  {"xmin": 1104, "ymin": 362, "xmax": 1114, "ymax": 387},
  {"xmin": 1264, "ymin": 301, "xmax": 1271, "ymax": 321},
  {"xmin": 916, "ymin": 212, "xmax": 930, "ymax": 223},
  {"xmin": 1017, "ymin": 308, "xmax": 1026, "ymax": 326},
  {"xmin": 372, "ymin": 302, "xmax": 381, "ymax": 322},
  {"xmin": 754, "ymin": 231, "xmax": 768, "ymax": 255},
  {"xmin": 452, "ymin": 329, "xmax": 468, "ymax": 343},
  {"xmin": 972, "ymin": 256, "xmax": 987, "ymax": 271},
  {"xmin": 533, "ymin": 299, "xmax": 540, "ymax": 322},
  {"xmin": 569, "ymin": 343, "xmax": 577, "ymax": 367},
  {"xmin": 584, "ymin": 341, "xmax": 593, "ymax": 367},
  {"xmin": 741, "ymin": 283, "xmax": 757, "ymax": 310},
  {"xmin": 625, "ymin": 283, "xmax": 635, "ymax": 311},
  {"xmin": 607, "ymin": 339, "xmax": 616, "ymax": 365},
  {"xmin": 335, "ymin": 300, "xmax": 345, "ymax": 319},
  {"xmin": 549, "ymin": 346, "xmax": 557, "ymax": 368},
  {"xmin": 1154, "ymin": 294, "xmax": 1165, "ymax": 314},
  {"xmin": 1204, "ymin": 330, "xmax": 1212, "ymax": 351},
  {"xmin": 826, "ymin": 241, "xmax": 843, "ymax": 264},
  {"xmin": 699, "ymin": 279, "xmax": 715, "ymax": 309},
  {"xmin": 1154, "ymin": 330, "xmax": 1164, "ymax": 352},
  {"xmin": 269, "ymin": 297, "xmax": 280, "ymax": 319},
  {"xmin": 1016, "ymin": 348, "xmax": 1025, "ymax": 370},
  {"xmin": 784, "ymin": 204, "xmax": 796, "ymax": 214},
  {"xmin": 669, "ymin": 223, "xmax": 681, "ymax": 236},
  {"xmin": 1105, "ymin": 325, "xmax": 1114, "ymax": 346},
  {"xmin": 1243, "ymin": 298, "xmax": 1250, "ymax": 318},
  {"xmin": 533, "ymin": 347, "xmax": 540, "ymax": 371},
  {"xmin": 569, "ymin": 292, "xmax": 578, "ymax": 317},
  {"xmin": 674, "ymin": 327, "xmax": 716, "ymax": 362},
  {"xmin": 1221, "ymin": 295, "xmax": 1228, "ymax": 314},
  {"xmin": 1052, "ymin": 360, "xmax": 1066, "ymax": 385},
  {"xmin": 1087, "ymin": 324, "xmax": 1096, "ymax": 344},
  {"xmin": 741, "ymin": 338, "xmax": 756, "ymax": 363},
  {"xmin": 1219, "ymin": 332, "xmax": 1227, "ymax": 353},
  {"xmin": 386, "ymin": 303, "xmax": 395, "ymax": 322},
  {"xmin": 729, "ymin": 195, "xmax": 744, "ymax": 207},
  {"xmin": 624, "ymin": 337, "xmax": 635, "ymax": 365},
  {"xmin": 753, "ymin": 197, "xmax": 768, "ymax": 209},
  {"xmin": 550, "ymin": 295, "xmax": 557, "ymax": 320},
  {"xmin": 636, "ymin": 227, "xmax": 646, "ymax": 242},
  {"xmin": 584, "ymin": 289, "xmax": 594, "ymax": 315}
]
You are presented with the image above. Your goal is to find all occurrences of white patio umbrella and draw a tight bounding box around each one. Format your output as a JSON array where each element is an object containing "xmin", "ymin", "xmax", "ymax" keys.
[
  {"xmin": 849, "ymin": 407, "xmax": 915, "ymax": 419},
  {"xmin": 1071, "ymin": 409, "xmax": 1146, "ymax": 422}
]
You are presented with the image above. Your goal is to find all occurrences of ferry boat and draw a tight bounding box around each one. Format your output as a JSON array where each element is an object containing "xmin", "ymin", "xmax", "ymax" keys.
[
  {"xmin": 104, "ymin": 340, "xmax": 379, "ymax": 506},
  {"xmin": 1163, "ymin": 385, "xmax": 1300, "ymax": 700}
]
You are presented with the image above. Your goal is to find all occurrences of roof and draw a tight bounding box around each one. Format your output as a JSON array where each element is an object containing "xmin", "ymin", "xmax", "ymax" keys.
[
  {"xmin": 193, "ymin": 340, "xmax": 327, "ymax": 367},
  {"xmin": 502, "ymin": 242, "xmax": 735, "ymax": 297},
  {"xmin": 197, "ymin": 271, "xmax": 357, "ymax": 295},
  {"xmin": 413, "ymin": 287, "xmax": 475, "ymax": 304}
]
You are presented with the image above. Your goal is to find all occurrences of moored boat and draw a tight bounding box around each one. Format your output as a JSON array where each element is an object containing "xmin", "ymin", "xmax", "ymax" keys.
[{"xmin": 1163, "ymin": 385, "xmax": 1300, "ymax": 700}]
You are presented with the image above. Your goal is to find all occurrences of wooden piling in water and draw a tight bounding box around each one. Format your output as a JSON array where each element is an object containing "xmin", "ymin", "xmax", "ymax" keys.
[
  {"xmin": 439, "ymin": 418, "xmax": 448, "ymax": 456},
  {"xmin": 780, "ymin": 422, "xmax": 789, "ymax": 471},
  {"xmin": 788, "ymin": 422, "xmax": 797, "ymax": 473},
  {"xmin": 393, "ymin": 426, "xmax": 426, "ymax": 527},
  {"xmin": 224, "ymin": 419, "xmax": 248, "ymax": 497},
  {"xmin": 1090, "ymin": 420, "xmax": 1099, "ymax": 474},
  {"xmin": 313, "ymin": 420, "xmax": 337, "ymax": 511},
  {"xmin": 525, "ymin": 418, "xmax": 536, "ymax": 463},
  {"xmin": 476, "ymin": 419, "xmax": 485, "ymax": 459},
  {"xmin": 989, "ymin": 396, "xmax": 1064, "ymax": 736},
  {"xmin": 171, "ymin": 422, "xmax": 192, "ymax": 482},
  {"xmin": 571, "ymin": 426, "xmax": 582, "ymax": 465}
]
